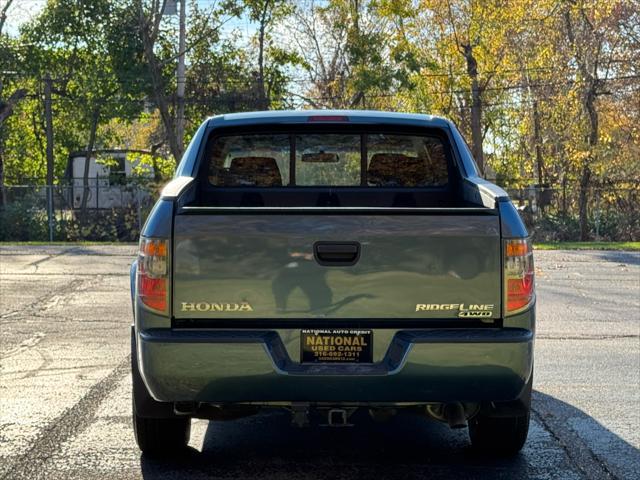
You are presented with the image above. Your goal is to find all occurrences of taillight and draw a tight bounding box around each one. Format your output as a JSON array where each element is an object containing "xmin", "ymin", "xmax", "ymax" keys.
[
  {"xmin": 504, "ymin": 238, "xmax": 535, "ymax": 315},
  {"xmin": 307, "ymin": 115, "xmax": 349, "ymax": 122},
  {"xmin": 137, "ymin": 237, "xmax": 168, "ymax": 313}
]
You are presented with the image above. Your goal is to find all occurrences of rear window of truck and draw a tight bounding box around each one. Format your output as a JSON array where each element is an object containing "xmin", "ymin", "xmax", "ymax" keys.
[{"xmin": 205, "ymin": 133, "xmax": 449, "ymax": 188}]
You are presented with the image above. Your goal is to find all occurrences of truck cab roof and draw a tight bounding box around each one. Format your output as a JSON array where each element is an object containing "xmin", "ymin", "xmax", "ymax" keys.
[{"xmin": 208, "ymin": 110, "xmax": 452, "ymax": 128}]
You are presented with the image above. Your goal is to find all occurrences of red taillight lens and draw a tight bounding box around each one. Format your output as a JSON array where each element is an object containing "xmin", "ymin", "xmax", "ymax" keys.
[
  {"xmin": 504, "ymin": 239, "xmax": 535, "ymax": 315},
  {"xmin": 137, "ymin": 237, "xmax": 168, "ymax": 313},
  {"xmin": 139, "ymin": 275, "xmax": 167, "ymax": 311}
]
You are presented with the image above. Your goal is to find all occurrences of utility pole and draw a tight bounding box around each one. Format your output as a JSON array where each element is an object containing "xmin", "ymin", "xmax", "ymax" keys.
[
  {"xmin": 44, "ymin": 74, "xmax": 54, "ymax": 242},
  {"xmin": 176, "ymin": 0, "xmax": 186, "ymax": 158}
]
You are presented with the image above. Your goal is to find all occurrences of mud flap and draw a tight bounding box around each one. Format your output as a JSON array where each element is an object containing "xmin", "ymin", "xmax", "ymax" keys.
[
  {"xmin": 479, "ymin": 370, "xmax": 533, "ymax": 418},
  {"xmin": 131, "ymin": 325, "xmax": 178, "ymax": 419}
]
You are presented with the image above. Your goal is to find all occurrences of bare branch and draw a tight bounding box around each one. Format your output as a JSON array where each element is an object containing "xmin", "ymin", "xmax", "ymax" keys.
[
  {"xmin": 0, "ymin": 87, "xmax": 26, "ymax": 125},
  {"xmin": 0, "ymin": 0, "xmax": 15, "ymax": 36}
]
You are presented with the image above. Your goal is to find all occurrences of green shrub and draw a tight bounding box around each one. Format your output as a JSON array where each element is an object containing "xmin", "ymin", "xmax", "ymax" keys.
[
  {"xmin": 1, "ymin": 196, "xmax": 152, "ymax": 242},
  {"xmin": 592, "ymin": 208, "xmax": 640, "ymax": 241},
  {"xmin": 529, "ymin": 210, "xmax": 639, "ymax": 242},
  {"xmin": 58, "ymin": 205, "xmax": 151, "ymax": 242},
  {"xmin": 0, "ymin": 194, "xmax": 50, "ymax": 241}
]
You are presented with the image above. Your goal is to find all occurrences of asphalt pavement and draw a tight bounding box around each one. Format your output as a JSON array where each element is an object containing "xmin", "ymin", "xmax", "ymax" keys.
[{"xmin": 0, "ymin": 245, "xmax": 638, "ymax": 479}]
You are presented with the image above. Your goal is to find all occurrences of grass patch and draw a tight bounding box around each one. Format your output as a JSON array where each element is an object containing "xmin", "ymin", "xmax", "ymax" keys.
[{"xmin": 534, "ymin": 241, "xmax": 640, "ymax": 251}]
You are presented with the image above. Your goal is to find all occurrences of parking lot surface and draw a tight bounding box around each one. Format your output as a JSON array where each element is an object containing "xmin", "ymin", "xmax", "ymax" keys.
[{"xmin": 1, "ymin": 245, "xmax": 639, "ymax": 479}]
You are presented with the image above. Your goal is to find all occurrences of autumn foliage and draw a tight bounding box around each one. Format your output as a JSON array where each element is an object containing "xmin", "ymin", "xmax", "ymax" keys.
[{"xmin": 0, "ymin": 0, "xmax": 638, "ymax": 241}]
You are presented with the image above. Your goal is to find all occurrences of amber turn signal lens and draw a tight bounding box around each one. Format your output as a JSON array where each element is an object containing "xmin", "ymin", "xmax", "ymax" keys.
[{"xmin": 506, "ymin": 241, "xmax": 529, "ymax": 257}]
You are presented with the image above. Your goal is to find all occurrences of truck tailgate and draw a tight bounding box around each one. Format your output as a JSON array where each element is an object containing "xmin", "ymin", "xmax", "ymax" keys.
[{"xmin": 172, "ymin": 209, "xmax": 501, "ymax": 321}]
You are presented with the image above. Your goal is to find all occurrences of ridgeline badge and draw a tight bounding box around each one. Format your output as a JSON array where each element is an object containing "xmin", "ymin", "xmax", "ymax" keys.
[
  {"xmin": 181, "ymin": 302, "xmax": 253, "ymax": 312},
  {"xmin": 415, "ymin": 303, "xmax": 494, "ymax": 318}
]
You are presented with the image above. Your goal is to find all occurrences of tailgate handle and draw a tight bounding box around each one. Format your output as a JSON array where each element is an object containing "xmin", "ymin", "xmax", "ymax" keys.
[{"xmin": 313, "ymin": 242, "xmax": 361, "ymax": 266}]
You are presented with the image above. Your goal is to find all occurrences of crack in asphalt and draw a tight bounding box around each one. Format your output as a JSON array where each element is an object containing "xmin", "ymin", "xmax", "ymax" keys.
[
  {"xmin": 0, "ymin": 279, "xmax": 83, "ymax": 320},
  {"xmin": 0, "ymin": 275, "xmax": 102, "ymax": 322},
  {"xmin": 22, "ymin": 247, "xmax": 82, "ymax": 270},
  {"xmin": 1, "ymin": 357, "xmax": 130, "ymax": 480},
  {"xmin": 0, "ymin": 332, "xmax": 46, "ymax": 359},
  {"xmin": 532, "ymin": 404, "xmax": 617, "ymax": 480},
  {"xmin": 0, "ymin": 362, "xmax": 118, "ymax": 379},
  {"xmin": 0, "ymin": 247, "xmax": 137, "ymax": 258},
  {"xmin": 0, "ymin": 275, "xmax": 108, "ymax": 364}
]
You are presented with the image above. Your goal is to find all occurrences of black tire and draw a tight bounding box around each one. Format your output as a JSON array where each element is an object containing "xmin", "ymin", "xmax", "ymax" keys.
[
  {"xmin": 469, "ymin": 375, "xmax": 532, "ymax": 456},
  {"xmin": 131, "ymin": 326, "xmax": 191, "ymax": 455},
  {"xmin": 468, "ymin": 410, "xmax": 530, "ymax": 456},
  {"xmin": 133, "ymin": 400, "xmax": 191, "ymax": 455}
]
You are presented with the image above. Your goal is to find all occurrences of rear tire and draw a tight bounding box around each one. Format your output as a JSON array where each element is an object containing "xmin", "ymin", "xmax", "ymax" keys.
[
  {"xmin": 468, "ymin": 411, "xmax": 530, "ymax": 456},
  {"xmin": 469, "ymin": 375, "xmax": 532, "ymax": 456},
  {"xmin": 133, "ymin": 401, "xmax": 191, "ymax": 455},
  {"xmin": 131, "ymin": 327, "xmax": 191, "ymax": 455}
]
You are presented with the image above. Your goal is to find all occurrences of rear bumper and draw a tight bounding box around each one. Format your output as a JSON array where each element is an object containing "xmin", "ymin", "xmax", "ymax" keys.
[{"xmin": 136, "ymin": 326, "xmax": 534, "ymax": 404}]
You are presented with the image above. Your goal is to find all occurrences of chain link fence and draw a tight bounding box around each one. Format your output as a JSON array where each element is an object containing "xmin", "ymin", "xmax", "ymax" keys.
[
  {"xmin": 0, "ymin": 178, "xmax": 159, "ymax": 242},
  {"xmin": 1, "ymin": 179, "xmax": 638, "ymax": 242},
  {"xmin": 503, "ymin": 182, "xmax": 639, "ymax": 241}
]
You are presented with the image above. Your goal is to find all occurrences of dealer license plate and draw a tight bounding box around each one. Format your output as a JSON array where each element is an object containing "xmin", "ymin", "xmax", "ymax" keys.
[{"xmin": 300, "ymin": 329, "xmax": 373, "ymax": 363}]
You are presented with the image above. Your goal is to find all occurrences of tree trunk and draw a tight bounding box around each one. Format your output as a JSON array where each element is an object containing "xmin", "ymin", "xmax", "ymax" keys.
[
  {"xmin": 578, "ymin": 88, "xmax": 598, "ymax": 241},
  {"xmin": 563, "ymin": 9, "xmax": 600, "ymax": 241},
  {"xmin": 175, "ymin": 0, "xmax": 187, "ymax": 156},
  {"xmin": 0, "ymin": 0, "xmax": 15, "ymax": 36},
  {"xmin": 461, "ymin": 43, "xmax": 484, "ymax": 175},
  {"xmin": 257, "ymin": 0, "xmax": 271, "ymax": 110},
  {"xmin": 79, "ymin": 107, "xmax": 101, "ymax": 217},
  {"xmin": 578, "ymin": 165, "xmax": 591, "ymax": 241},
  {"xmin": 532, "ymin": 99, "xmax": 544, "ymax": 186},
  {"xmin": 470, "ymin": 78, "xmax": 484, "ymax": 175},
  {"xmin": 531, "ymin": 98, "xmax": 547, "ymax": 214},
  {"xmin": 138, "ymin": 2, "xmax": 182, "ymax": 163},
  {"xmin": 143, "ymin": 40, "xmax": 182, "ymax": 162},
  {"xmin": 561, "ymin": 174, "xmax": 567, "ymax": 217},
  {"xmin": 0, "ymin": 88, "xmax": 27, "ymax": 126},
  {"xmin": 0, "ymin": 144, "xmax": 6, "ymax": 208}
]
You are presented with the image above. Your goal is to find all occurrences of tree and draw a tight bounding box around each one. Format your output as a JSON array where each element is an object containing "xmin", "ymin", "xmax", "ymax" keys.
[
  {"xmin": 136, "ymin": 0, "xmax": 183, "ymax": 161},
  {"xmin": 244, "ymin": 0, "xmax": 294, "ymax": 109},
  {"xmin": 21, "ymin": 0, "xmax": 148, "ymax": 215},
  {"xmin": 185, "ymin": 3, "xmax": 265, "ymax": 118},
  {"xmin": 560, "ymin": 0, "xmax": 629, "ymax": 240},
  {"xmin": 288, "ymin": 0, "xmax": 351, "ymax": 108},
  {"xmin": 0, "ymin": 22, "xmax": 26, "ymax": 127},
  {"xmin": 1, "ymin": 0, "xmax": 27, "ymax": 207},
  {"xmin": 136, "ymin": 0, "xmax": 250, "ymax": 161},
  {"xmin": 290, "ymin": 0, "xmax": 398, "ymax": 109},
  {"xmin": 1, "ymin": 0, "xmax": 638, "ymax": 241},
  {"xmin": 381, "ymin": 0, "xmax": 541, "ymax": 175}
]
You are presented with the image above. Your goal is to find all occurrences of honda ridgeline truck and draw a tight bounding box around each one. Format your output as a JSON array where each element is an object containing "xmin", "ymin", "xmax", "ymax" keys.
[{"xmin": 130, "ymin": 110, "xmax": 535, "ymax": 456}]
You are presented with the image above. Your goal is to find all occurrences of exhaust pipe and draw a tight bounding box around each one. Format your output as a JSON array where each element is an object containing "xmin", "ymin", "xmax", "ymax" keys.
[
  {"xmin": 173, "ymin": 401, "xmax": 197, "ymax": 416},
  {"xmin": 443, "ymin": 402, "xmax": 468, "ymax": 429}
]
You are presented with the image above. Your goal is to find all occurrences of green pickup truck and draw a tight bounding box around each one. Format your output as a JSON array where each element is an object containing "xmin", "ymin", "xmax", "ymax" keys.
[{"xmin": 130, "ymin": 110, "xmax": 535, "ymax": 456}]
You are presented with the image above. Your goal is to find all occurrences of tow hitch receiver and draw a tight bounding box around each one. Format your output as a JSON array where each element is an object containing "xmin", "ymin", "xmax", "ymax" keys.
[
  {"xmin": 322, "ymin": 408, "xmax": 356, "ymax": 427},
  {"xmin": 290, "ymin": 405, "xmax": 358, "ymax": 427}
]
